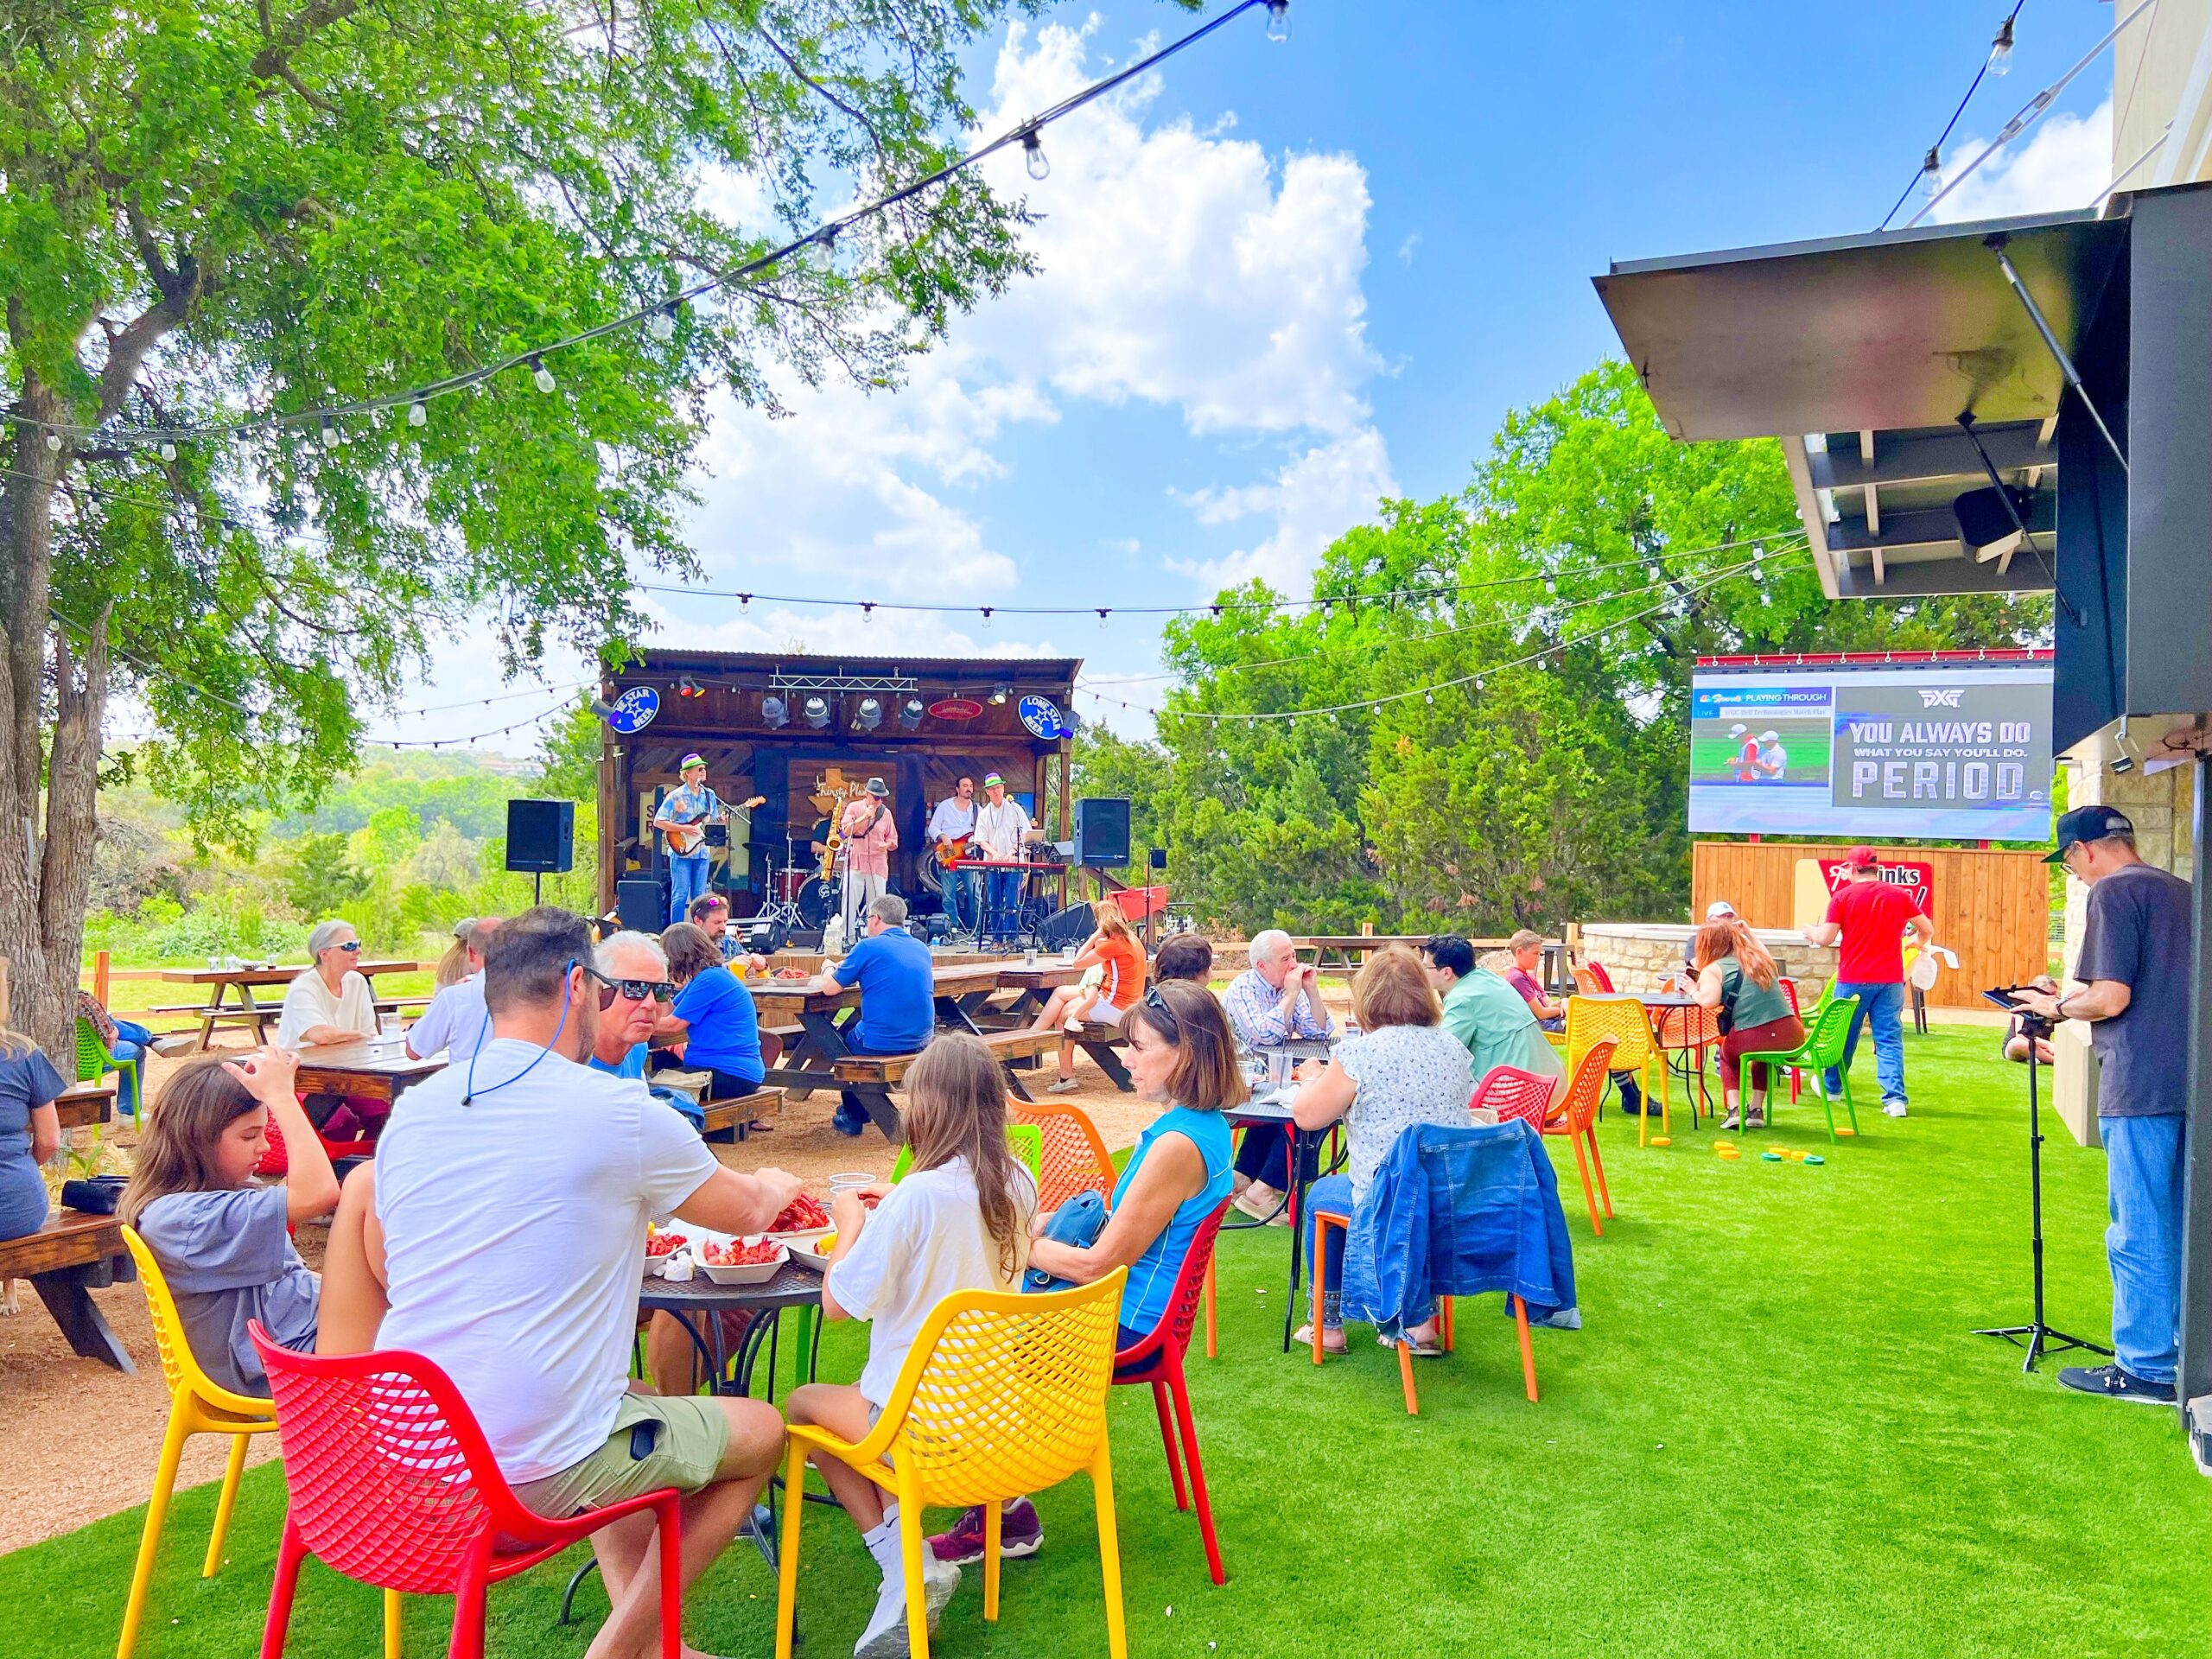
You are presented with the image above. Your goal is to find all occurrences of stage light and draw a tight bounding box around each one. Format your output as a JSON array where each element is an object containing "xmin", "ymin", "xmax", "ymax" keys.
[
  {"xmin": 761, "ymin": 695, "xmax": 789, "ymax": 728},
  {"xmin": 990, "ymin": 683, "xmax": 1012, "ymax": 705},
  {"xmin": 677, "ymin": 675, "xmax": 705, "ymax": 700},
  {"xmin": 802, "ymin": 694, "xmax": 831, "ymax": 728},
  {"xmin": 898, "ymin": 697, "xmax": 925, "ymax": 730},
  {"xmin": 855, "ymin": 696, "xmax": 883, "ymax": 731}
]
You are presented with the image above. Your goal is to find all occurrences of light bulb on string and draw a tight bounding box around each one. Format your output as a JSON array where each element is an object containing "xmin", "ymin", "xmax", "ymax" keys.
[
  {"xmin": 159, "ymin": 441, "xmax": 177, "ymax": 462},
  {"xmin": 739, "ymin": 594, "xmax": 751, "ymax": 613},
  {"xmin": 1097, "ymin": 608, "xmax": 1110, "ymax": 629},
  {"xmin": 1920, "ymin": 145, "xmax": 1943, "ymax": 200},
  {"xmin": 980, "ymin": 607, "xmax": 993, "ymax": 629},
  {"xmin": 1021, "ymin": 130, "xmax": 1050, "ymax": 181},
  {"xmin": 1988, "ymin": 16, "xmax": 2014, "ymax": 75},
  {"xmin": 1265, "ymin": 0, "xmax": 1291, "ymax": 42},
  {"xmin": 320, "ymin": 417, "xmax": 339, "ymax": 449},
  {"xmin": 44, "ymin": 431, "xmax": 61, "ymax": 453},
  {"xmin": 646, "ymin": 303, "xmax": 677, "ymax": 344},
  {"xmin": 409, "ymin": 399, "xmax": 428, "ymax": 428},
  {"xmin": 530, "ymin": 356, "xmax": 556, "ymax": 393},
  {"xmin": 861, "ymin": 602, "xmax": 874, "ymax": 625}
]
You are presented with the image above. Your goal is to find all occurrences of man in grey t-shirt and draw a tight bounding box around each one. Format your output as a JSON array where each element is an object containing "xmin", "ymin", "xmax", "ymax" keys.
[{"xmin": 2018, "ymin": 805, "xmax": 2195, "ymax": 1405}]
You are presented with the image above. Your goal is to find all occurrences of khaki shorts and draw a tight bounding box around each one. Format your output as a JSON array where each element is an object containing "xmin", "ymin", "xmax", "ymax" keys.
[{"xmin": 514, "ymin": 1394, "xmax": 729, "ymax": 1518}]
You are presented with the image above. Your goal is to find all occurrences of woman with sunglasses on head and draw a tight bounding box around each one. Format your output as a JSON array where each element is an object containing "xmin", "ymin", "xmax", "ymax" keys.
[
  {"xmin": 653, "ymin": 922, "xmax": 776, "ymax": 1103},
  {"xmin": 929, "ymin": 979, "xmax": 1241, "ymax": 1569}
]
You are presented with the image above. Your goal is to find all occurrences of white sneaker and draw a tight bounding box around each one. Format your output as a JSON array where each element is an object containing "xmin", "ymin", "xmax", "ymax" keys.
[
  {"xmin": 1045, "ymin": 1077, "xmax": 1081, "ymax": 1095},
  {"xmin": 854, "ymin": 1557, "xmax": 960, "ymax": 1659},
  {"xmin": 1882, "ymin": 1098, "xmax": 1909, "ymax": 1118}
]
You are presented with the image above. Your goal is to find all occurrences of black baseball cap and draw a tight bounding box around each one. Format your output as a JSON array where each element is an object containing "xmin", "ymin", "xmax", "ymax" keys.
[{"xmin": 2047, "ymin": 804, "xmax": 2134, "ymax": 863}]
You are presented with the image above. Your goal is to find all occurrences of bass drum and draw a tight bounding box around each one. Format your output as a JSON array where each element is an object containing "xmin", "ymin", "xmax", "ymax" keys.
[{"xmin": 797, "ymin": 875, "xmax": 841, "ymax": 928}]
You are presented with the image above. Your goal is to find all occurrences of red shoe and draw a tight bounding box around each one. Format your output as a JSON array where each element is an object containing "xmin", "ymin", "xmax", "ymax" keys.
[{"xmin": 927, "ymin": 1497, "xmax": 1043, "ymax": 1565}]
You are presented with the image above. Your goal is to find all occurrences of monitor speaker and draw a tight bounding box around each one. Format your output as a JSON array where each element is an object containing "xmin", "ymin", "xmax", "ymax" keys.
[
  {"xmin": 1038, "ymin": 902, "xmax": 1096, "ymax": 950},
  {"xmin": 507, "ymin": 798, "xmax": 575, "ymax": 873},
  {"xmin": 616, "ymin": 878, "xmax": 664, "ymax": 933},
  {"xmin": 1072, "ymin": 798, "xmax": 1131, "ymax": 868}
]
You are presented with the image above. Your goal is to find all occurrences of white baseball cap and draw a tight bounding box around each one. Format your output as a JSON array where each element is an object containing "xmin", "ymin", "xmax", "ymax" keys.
[{"xmin": 1705, "ymin": 899, "xmax": 1738, "ymax": 921}]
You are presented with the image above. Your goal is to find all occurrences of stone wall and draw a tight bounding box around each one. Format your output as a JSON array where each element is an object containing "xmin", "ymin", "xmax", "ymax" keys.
[{"xmin": 1577, "ymin": 923, "xmax": 1837, "ymax": 997}]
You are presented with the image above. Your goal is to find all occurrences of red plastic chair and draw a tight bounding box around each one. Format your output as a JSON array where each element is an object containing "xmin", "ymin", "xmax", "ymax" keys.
[
  {"xmin": 1471, "ymin": 1065, "xmax": 1558, "ymax": 1130},
  {"xmin": 1542, "ymin": 1038, "xmax": 1618, "ymax": 1237},
  {"xmin": 255, "ymin": 1116, "xmax": 377, "ymax": 1179},
  {"xmin": 248, "ymin": 1324, "xmax": 687, "ymax": 1659},
  {"xmin": 1585, "ymin": 960, "xmax": 1616, "ymax": 994},
  {"xmin": 1111, "ymin": 1200, "xmax": 1231, "ymax": 1586}
]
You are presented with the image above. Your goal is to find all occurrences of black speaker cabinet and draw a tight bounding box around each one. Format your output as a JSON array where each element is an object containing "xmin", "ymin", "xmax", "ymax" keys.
[
  {"xmin": 1072, "ymin": 798, "xmax": 1131, "ymax": 868},
  {"xmin": 616, "ymin": 878, "xmax": 664, "ymax": 933},
  {"xmin": 506, "ymin": 798, "xmax": 575, "ymax": 873}
]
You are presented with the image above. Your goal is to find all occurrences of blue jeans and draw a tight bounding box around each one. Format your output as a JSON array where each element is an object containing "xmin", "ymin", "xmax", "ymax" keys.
[
  {"xmin": 111, "ymin": 1019, "xmax": 152, "ymax": 1118},
  {"xmin": 1305, "ymin": 1173, "xmax": 1356, "ymax": 1325},
  {"xmin": 940, "ymin": 866, "xmax": 975, "ymax": 932},
  {"xmin": 667, "ymin": 853, "xmax": 710, "ymax": 925},
  {"xmin": 984, "ymin": 868, "xmax": 1022, "ymax": 938},
  {"xmin": 2103, "ymin": 1113, "xmax": 2187, "ymax": 1384},
  {"xmin": 1823, "ymin": 980, "xmax": 1907, "ymax": 1104}
]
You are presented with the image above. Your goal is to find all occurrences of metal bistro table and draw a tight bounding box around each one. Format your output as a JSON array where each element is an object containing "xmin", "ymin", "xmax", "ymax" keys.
[
  {"xmin": 1224, "ymin": 1096, "xmax": 1335, "ymax": 1355},
  {"xmin": 1634, "ymin": 991, "xmax": 1715, "ymax": 1122}
]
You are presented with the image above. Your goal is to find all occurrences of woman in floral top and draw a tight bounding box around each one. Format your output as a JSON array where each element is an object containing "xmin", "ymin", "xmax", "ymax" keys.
[{"xmin": 1289, "ymin": 947, "xmax": 1474, "ymax": 1353}]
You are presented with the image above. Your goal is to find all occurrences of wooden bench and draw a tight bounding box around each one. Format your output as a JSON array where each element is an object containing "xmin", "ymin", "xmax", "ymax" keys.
[
  {"xmin": 1064, "ymin": 1021, "xmax": 1135, "ymax": 1092},
  {"xmin": 0, "ymin": 1210, "xmax": 137, "ymax": 1372},
  {"xmin": 830, "ymin": 1029, "xmax": 1065, "ymax": 1137},
  {"xmin": 701, "ymin": 1088, "xmax": 783, "ymax": 1145}
]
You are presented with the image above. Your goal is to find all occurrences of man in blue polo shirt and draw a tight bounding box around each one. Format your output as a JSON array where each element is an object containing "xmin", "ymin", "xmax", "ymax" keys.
[{"xmin": 813, "ymin": 893, "xmax": 935, "ymax": 1136}]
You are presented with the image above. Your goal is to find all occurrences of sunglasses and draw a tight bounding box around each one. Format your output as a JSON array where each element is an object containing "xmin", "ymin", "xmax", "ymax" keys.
[
  {"xmin": 582, "ymin": 965, "xmax": 676, "ymax": 1010},
  {"xmin": 334, "ymin": 940, "xmax": 362, "ymax": 954},
  {"xmin": 1141, "ymin": 983, "xmax": 1180, "ymax": 1039}
]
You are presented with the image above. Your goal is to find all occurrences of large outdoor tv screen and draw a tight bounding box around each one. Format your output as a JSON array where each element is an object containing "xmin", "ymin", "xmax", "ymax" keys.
[{"xmin": 1688, "ymin": 661, "xmax": 2054, "ymax": 841}]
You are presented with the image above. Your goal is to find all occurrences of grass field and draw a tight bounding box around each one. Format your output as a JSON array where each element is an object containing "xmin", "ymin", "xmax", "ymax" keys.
[
  {"xmin": 5, "ymin": 1027, "xmax": 2207, "ymax": 1658},
  {"xmin": 1689, "ymin": 721, "xmax": 1834, "ymax": 788}
]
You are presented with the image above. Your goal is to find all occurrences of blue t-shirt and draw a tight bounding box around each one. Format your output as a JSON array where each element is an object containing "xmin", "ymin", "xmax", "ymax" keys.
[
  {"xmin": 0, "ymin": 1047, "xmax": 66, "ymax": 1241},
  {"xmin": 1111, "ymin": 1105, "xmax": 1233, "ymax": 1338},
  {"xmin": 134, "ymin": 1184, "xmax": 319, "ymax": 1396},
  {"xmin": 671, "ymin": 965, "xmax": 764, "ymax": 1082},
  {"xmin": 833, "ymin": 930, "xmax": 936, "ymax": 1054},
  {"xmin": 588, "ymin": 1046, "xmax": 648, "ymax": 1081}
]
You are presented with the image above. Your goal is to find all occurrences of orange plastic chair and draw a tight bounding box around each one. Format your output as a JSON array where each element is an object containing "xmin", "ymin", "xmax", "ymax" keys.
[
  {"xmin": 774, "ymin": 1272, "xmax": 1130, "ymax": 1659},
  {"xmin": 1011, "ymin": 1098, "xmax": 1116, "ymax": 1210},
  {"xmin": 117, "ymin": 1227, "xmax": 350, "ymax": 1659},
  {"xmin": 1652, "ymin": 1002, "xmax": 1719, "ymax": 1125},
  {"xmin": 1544, "ymin": 1038, "xmax": 1618, "ymax": 1236},
  {"xmin": 1566, "ymin": 995, "xmax": 1665, "ymax": 1146}
]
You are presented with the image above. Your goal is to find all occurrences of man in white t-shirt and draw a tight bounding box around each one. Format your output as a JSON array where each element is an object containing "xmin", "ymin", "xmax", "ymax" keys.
[
  {"xmin": 359, "ymin": 907, "xmax": 803, "ymax": 1659},
  {"xmin": 405, "ymin": 916, "xmax": 501, "ymax": 1062},
  {"xmin": 972, "ymin": 772, "xmax": 1036, "ymax": 944}
]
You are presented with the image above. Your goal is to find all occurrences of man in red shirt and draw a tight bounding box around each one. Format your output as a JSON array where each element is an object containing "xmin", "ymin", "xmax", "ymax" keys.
[{"xmin": 1802, "ymin": 846, "xmax": 1936, "ymax": 1117}]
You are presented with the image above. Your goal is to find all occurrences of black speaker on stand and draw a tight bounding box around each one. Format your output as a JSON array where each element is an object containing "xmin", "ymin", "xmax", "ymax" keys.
[
  {"xmin": 507, "ymin": 798, "xmax": 575, "ymax": 907},
  {"xmin": 1073, "ymin": 798, "xmax": 1131, "ymax": 867}
]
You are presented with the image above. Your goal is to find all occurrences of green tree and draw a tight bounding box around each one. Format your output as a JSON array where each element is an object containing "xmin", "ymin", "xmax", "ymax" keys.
[
  {"xmin": 286, "ymin": 832, "xmax": 367, "ymax": 915},
  {"xmin": 1143, "ymin": 362, "xmax": 2051, "ymax": 934},
  {"xmin": 533, "ymin": 697, "xmax": 604, "ymax": 804},
  {"xmin": 0, "ymin": 0, "xmax": 1122, "ymax": 1052}
]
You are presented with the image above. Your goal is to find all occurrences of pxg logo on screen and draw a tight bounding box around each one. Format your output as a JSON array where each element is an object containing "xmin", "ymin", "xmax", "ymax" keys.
[{"xmin": 1833, "ymin": 685, "xmax": 2046, "ymax": 811}]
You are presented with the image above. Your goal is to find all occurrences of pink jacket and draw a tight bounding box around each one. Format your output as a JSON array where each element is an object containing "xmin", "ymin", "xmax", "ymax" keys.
[{"xmin": 840, "ymin": 798, "xmax": 898, "ymax": 876}]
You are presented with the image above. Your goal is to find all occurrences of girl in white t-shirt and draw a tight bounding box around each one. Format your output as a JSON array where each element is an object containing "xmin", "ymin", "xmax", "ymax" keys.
[{"xmin": 789, "ymin": 1033, "xmax": 1037, "ymax": 1659}]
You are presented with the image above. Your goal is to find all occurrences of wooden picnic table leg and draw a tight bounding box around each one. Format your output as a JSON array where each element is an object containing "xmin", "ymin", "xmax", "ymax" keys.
[
  {"xmin": 768, "ymin": 1009, "xmax": 850, "ymax": 1101},
  {"xmin": 1077, "ymin": 1039, "xmax": 1134, "ymax": 1093},
  {"xmin": 34, "ymin": 1262, "xmax": 137, "ymax": 1374},
  {"xmin": 847, "ymin": 1082, "xmax": 902, "ymax": 1141},
  {"xmin": 937, "ymin": 994, "xmax": 987, "ymax": 1039},
  {"xmin": 195, "ymin": 982, "xmax": 225, "ymax": 1054}
]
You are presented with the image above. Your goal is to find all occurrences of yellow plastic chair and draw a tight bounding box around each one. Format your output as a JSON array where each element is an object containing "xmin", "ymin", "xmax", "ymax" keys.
[
  {"xmin": 1565, "ymin": 995, "xmax": 1667, "ymax": 1147},
  {"xmin": 774, "ymin": 1270, "xmax": 1130, "ymax": 1659},
  {"xmin": 118, "ymin": 1228, "xmax": 401, "ymax": 1659}
]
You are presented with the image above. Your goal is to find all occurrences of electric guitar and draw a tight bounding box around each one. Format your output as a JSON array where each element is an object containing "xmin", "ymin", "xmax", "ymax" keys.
[
  {"xmin": 931, "ymin": 833, "xmax": 975, "ymax": 864},
  {"xmin": 660, "ymin": 795, "xmax": 765, "ymax": 857}
]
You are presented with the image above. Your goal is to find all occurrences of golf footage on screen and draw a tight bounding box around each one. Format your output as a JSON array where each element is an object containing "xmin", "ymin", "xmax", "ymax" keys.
[{"xmin": 1688, "ymin": 660, "xmax": 2053, "ymax": 840}]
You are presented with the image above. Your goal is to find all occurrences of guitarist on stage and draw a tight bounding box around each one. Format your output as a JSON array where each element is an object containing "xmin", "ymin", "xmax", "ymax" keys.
[
  {"xmin": 926, "ymin": 775, "xmax": 979, "ymax": 930},
  {"xmin": 652, "ymin": 753, "xmax": 756, "ymax": 926}
]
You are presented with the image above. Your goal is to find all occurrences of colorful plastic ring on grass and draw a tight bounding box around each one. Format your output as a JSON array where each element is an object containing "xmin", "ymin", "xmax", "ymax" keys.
[
  {"xmin": 1649, "ymin": 1136, "xmax": 1671, "ymax": 1147},
  {"xmin": 1761, "ymin": 1151, "xmax": 1783, "ymax": 1161}
]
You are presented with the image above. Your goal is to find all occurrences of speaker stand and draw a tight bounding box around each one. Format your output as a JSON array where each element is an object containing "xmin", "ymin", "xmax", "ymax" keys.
[{"xmin": 533, "ymin": 872, "xmax": 543, "ymax": 908}]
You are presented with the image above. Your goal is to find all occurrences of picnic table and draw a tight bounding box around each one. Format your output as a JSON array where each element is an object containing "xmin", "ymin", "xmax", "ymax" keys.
[
  {"xmin": 157, "ymin": 960, "xmax": 422, "ymax": 1052},
  {"xmin": 749, "ymin": 962, "xmax": 1009, "ymax": 1104},
  {"xmin": 0, "ymin": 1208, "xmax": 137, "ymax": 1371},
  {"xmin": 988, "ymin": 960, "xmax": 1086, "ymax": 1018},
  {"xmin": 54, "ymin": 1078, "xmax": 115, "ymax": 1131},
  {"xmin": 293, "ymin": 1038, "xmax": 448, "ymax": 1106}
]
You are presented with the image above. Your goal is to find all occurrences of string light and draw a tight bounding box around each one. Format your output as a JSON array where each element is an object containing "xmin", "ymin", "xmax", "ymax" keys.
[
  {"xmin": 320, "ymin": 417, "xmax": 339, "ymax": 448},
  {"xmin": 646, "ymin": 303, "xmax": 678, "ymax": 344},
  {"xmin": 1879, "ymin": 1, "xmax": 2028, "ymax": 231},
  {"xmin": 1920, "ymin": 146, "xmax": 1943, "ymax": 200},
  {"xmin": 158, "ymin": 442, "xmax": 176, "ymax": 462},
  {"xmin": 1988, "ymin": 15, "xmax": 2015, "ymax": 75},
  {"xmin": 1266, "ymin": 0, "xmax": 1292, "ymax": 42},
  {"xmin": 45, "ymin": 432, "xmax": 61, "ymax": 452},
  {"xmin": 409, "ymin": 399, "xmax": 429, "ymax": 428},
  {"xmin": 3, "ymin": 0, "xmax": 1281, "ymax": 451},
  {"xmin": 530, "ymin": 356, "xmax": 556, "ymax": 393}
]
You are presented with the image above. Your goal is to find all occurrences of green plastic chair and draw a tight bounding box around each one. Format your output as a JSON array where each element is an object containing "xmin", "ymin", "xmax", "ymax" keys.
[
  {"xmin": 76, "ymin": 1015, "xmax": 144, "ymax": 1120},
  {"xmin": 891, "ymin": 1122, "xmax": 1043, "ymax": 1184},
  {"xmin": 1738, "ymin": 995, "xmax": 1860, "ymax": 1142}
]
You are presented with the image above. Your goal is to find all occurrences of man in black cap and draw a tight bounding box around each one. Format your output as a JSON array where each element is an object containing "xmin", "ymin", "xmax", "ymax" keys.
[{"xmin": 2018, "ymin": 805, "xmax": 2195, "ymax": 1404}]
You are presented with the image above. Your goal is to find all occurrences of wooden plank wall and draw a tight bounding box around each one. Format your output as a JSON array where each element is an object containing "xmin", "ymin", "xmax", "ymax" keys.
[{"xmin": 1691, "ymin": 842, "xmax": 2049, "ymax": 1008}]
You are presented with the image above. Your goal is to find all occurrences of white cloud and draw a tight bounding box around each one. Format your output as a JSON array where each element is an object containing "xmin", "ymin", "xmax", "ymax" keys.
[
  {"xmin": 1930, "ymin": 98, "xmax": 2113, "ymax": 224},
  {"xmin": 1397, "ymin": 231, "xmax": 1421, "ymax": 264},
  {"xmin": 1171, "ymin": 428, "xmax": 1397, "ymax": 592}
]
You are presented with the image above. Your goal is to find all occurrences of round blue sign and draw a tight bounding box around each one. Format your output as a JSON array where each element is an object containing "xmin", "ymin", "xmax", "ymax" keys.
[
  {"xmin": 1018, "ymin": 694, "xmax": 1071, "ymax": 741},
  {"xmin": 604, "ymin": 684, "xmax": 660, "ymax": 734}
]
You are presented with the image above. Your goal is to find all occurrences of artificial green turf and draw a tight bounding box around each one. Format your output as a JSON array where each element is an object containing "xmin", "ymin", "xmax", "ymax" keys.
[{"xmin": 7, "ymin": 1026, "xmax": 2208, "ymax": 1657}]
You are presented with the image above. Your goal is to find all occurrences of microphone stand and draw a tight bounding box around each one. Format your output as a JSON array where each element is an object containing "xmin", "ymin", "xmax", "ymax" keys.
[{"xmin": 1973, "ymin": 1007, "xmax": 2112, "ymax": 1372}]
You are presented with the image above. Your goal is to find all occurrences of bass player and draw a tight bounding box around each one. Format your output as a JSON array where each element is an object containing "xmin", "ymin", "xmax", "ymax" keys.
[{"xmin": 926, "ymin": 775, "xmax": 979, "ymax": 930}]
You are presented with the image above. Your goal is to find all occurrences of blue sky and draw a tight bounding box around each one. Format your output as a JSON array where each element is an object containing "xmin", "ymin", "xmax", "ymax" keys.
[{"xmin": 392, "ymin": 1, "xmax": 2122, "ymax": 752}]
